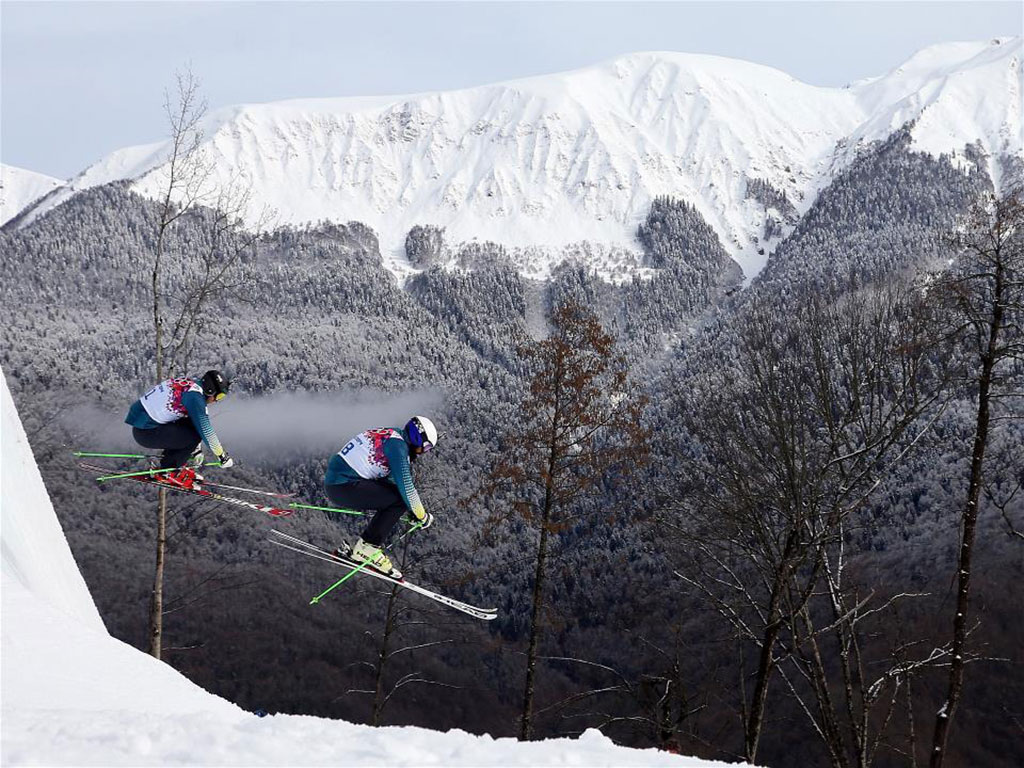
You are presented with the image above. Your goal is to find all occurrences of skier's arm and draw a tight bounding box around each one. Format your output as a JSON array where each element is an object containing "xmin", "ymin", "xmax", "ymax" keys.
[
  {"xmin": 383, "ymin": 438, "xmax": 427, "ymax": 521},
  {"xmin": 182, "ymin": 390, "xmax": 227, "ymax": 459}
]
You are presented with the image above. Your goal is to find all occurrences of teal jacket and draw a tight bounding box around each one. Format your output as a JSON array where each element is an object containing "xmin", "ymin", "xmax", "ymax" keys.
[
  {"xmin": 125, "ymin": 385, "xmax": 224, "ymax": 456},
  {"xmin": 325, "ymin": 430, "xmax": 424, "ymax": 518}
]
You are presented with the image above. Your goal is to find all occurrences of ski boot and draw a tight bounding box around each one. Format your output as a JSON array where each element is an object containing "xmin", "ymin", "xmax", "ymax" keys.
[
  {"xmin": 155, "ymin": 465, "xmax": 203, "ymax": 490},
  {"xmin": 345, "ymin": 538, "xmax": 401, "ymax": 578}
]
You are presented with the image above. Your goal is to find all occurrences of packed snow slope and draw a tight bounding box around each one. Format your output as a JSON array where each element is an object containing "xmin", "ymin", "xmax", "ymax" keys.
[
  {"xmin": 0, "ymin": 164, "xmax": 62, "ymax": 226},
  {"xmin": 0, "ymin": 370, "xmax": 740, "ymax": 767},
  {"xmin": 14, "ymin": 38, "xmax": 1021, "ymax": 281}
]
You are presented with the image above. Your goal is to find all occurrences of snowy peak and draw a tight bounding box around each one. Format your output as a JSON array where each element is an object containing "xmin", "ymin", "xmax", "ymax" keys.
[
  {"xmin": 0, "ymin": 164, "xmax": 63, "ymax": 226},
  {"xmin": 848, "ymin": 38, "xmax": 1021, "ymax": 173},
  {"xmin": 861, "ymin": 38, "xmax": 1013, "ymax": 92},
  {"xmin": 13, "ymin": 38, "xmax": 1022, "ymax": 281}
]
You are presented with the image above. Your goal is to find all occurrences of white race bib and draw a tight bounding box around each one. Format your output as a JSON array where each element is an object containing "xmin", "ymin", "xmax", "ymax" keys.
[
  {"xmin": 139, "ymin": 379, "xmax": 202, "ymax": 424},
  {"xmin": 337, "ymin": 428, "xmax": 403, "ymax": 479}
]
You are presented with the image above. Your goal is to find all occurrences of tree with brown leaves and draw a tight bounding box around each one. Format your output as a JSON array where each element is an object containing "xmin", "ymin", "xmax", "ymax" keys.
[{"xmin": 482, "ymin": 299, "xmax": 650, "ymax": 740}]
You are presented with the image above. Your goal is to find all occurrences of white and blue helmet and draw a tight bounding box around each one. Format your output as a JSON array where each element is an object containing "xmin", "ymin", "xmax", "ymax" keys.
[{"xmin": 404, "ymin": 416, "xmax": 440, "ymax": 452}]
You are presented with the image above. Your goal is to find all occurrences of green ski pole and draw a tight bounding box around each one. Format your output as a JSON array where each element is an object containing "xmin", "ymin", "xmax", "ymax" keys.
[
  {"xmin": 74, "ymin": 451, "xmax": 149, "ymax": 459},
  {"xmin": 288, "ymin": 501, "xmax": 365, "ymax": 515},
  {"xmin": 310, "ymin": 552, "xmax": 380, "ymax": 604},
  {"xmin": 95, "ymin": 467, "xmax": 177, "ymax": 482}
]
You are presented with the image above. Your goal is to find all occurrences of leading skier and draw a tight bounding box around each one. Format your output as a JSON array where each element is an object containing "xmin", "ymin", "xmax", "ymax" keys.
[
  {"xmin": 325, "ymin": 416, "xmax": 440, "ymax": 577},
  {"xmin": 125, "ymin": 370, "xmax": 234, "ymax": 488}
]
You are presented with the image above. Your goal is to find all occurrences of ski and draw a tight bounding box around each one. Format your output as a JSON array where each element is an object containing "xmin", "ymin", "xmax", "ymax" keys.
[
  {"xmin": 193, "ymin": 479, "xmax": 297, "ymax": 500},
  {"xmin": 73, "ymin": 454, "xmax": 297, "ymax": 499},
  {"xmin": 268, "ymin": 530, "xmax": 498, "ymax": 621},
  {"xmin": 77, "ymin": 462, "xmax": 293, "ymax": 517}
]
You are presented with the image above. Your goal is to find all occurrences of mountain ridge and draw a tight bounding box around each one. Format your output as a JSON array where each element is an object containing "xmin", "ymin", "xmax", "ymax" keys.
[{"xmin": 11, "ymin": 38, "xmax": 1021, "ymax": 282}]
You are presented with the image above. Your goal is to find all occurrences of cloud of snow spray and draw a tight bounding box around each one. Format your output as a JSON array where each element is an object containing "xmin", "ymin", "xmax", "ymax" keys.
[
  {"xmin": 211, "ymin": 389, "xmax": 444, "ymax": 460},
  {"xmin": 63, "ymin": 389, "xmax": 444, "ymax": 462}
]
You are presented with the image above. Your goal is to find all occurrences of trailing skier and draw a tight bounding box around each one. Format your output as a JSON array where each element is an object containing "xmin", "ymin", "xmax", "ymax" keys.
[
  {"xmin": 324, "ymin": 416, "xmax": 440, "ymax": 578},
  {"xmin": 124, "ymin": 370, "xmax": 234, "ymax": 489}
]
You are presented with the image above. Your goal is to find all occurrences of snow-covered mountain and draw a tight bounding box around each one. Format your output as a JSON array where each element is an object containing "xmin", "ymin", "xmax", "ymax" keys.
[
  {"xmin": 0, "ymin": 164, "xmax": 63, "ymax": 226},
  {"xmin": 0, "ymin": 369, "xmax": 740, "ymax": 766},
  {"xmin": 12, "ymin": 38, "xmax": 1022, "ymax": 281}
]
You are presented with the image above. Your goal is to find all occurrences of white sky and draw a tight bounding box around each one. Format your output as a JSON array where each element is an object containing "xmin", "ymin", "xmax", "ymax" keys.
[{"xmin": 2, "ymin": 1, "xmax": 1021, "ymax": 179}]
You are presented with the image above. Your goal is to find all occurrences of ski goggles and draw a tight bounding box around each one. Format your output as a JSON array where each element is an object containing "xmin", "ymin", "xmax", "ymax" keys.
[
  {"xmin": 421, "ymin": 431, "xmax": 446, "ymax": 453},
  {"xmin": 411, "ymin": 431, "xmax": 434, "ymax": 453},
  {"xmin": 213, "ymin": 392, "xmax": 227, "ymax": 402},
  {"xmin": 411, "ymin": 430, "xmax": 445, "ymax": 453}
]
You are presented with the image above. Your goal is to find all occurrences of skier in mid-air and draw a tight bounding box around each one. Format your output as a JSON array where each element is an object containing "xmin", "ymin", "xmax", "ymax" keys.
[
  {"xmin": 324, "ymin": 416, "xmax": 440, "ymax": 577},
  {"xmin": 125, "ymin": 370, "xmax": 234, "ymax": 488}
]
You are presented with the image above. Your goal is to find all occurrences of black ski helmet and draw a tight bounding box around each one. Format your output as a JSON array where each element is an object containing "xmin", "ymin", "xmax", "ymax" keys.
[{"xmin": 201, "ymin": 370, "xmax": 230, "ymax": 400}]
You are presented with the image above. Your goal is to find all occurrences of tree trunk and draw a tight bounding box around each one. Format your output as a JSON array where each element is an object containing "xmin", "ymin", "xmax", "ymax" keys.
[
  {"xmin": 929, "ymin": 262, "xmax": 1004, "ymax": 768},
  {"xmin": 152, "ymin": 229, "xmax": 165, "ymax": 381},
  {"xmin": 372, "ymin": 582, "xmax": 401, "ymax": 726},
  {"xmin": 520, "ymin": 351, "xmax": 564, "ymax": 741},
  {"xmin": 147, "ymin": 489, "xmax": 167, "ymax": 658},
  {"xmin": 745, "ymin": 530, "xmax": 802, "ymax": 762},
  {"xmin": 800, "ymin": 608, "xmax": 850, "ymax": 768},
  {"xmin": 928, "ymin": 359, "xmax": 995, "ymax": 766},
  {"xmin": 745, "ymin": 596, "xmax": 784, "ymax": 761},
  {"xmin": 520, "ymin": 496, "xmax": 553, "ymax": 741},
  {"xmin": 146, "ymin": 224, "xmax": 167, "ymax": 660}
]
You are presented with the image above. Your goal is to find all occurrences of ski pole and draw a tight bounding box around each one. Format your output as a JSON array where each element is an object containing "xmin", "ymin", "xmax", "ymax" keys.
[
  {"xmin": 74, "ymin": 451, "xmax": 150, "ymax": 459},
  {"xmin": 399, "ymin": 520, "xmax": 425, "ymax": 541},
  {"xmin": 95, "ymin": 467, "xmax": 177, "ymax": 482},
  {"xmin": 287, "ymin": 501, "xmax": 365, "ymax": 515},
  {"xmin": 310, "ymin": 550, "xmax": 381, "ymax": 604}
]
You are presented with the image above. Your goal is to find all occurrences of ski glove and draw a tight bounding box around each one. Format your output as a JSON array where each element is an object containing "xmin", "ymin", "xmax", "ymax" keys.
[
  {"xmin": 218, "ymin": 453, "xmax": 235, "ymax": 469},
  {"xmin": 415, "ymin": 511, "xmax": 434, "ymax": 529}
]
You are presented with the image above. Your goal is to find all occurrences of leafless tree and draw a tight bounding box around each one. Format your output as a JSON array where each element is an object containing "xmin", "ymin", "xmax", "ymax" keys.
[
  {"xmin": 480, "ymin": 300, "xmax": 651, "ymax": 740},
  {"xmin": 927, "ymin": 188, "xmax": 1024, "ymax": 768},
  {"xmin": 146, "ymin": 68, "xmax": 272, "ymax": 659},
  {"xmin": 151, "ymin": 68, "xmax": 213, "ymax": 380},
  {"xmin": 668, "ymin": 282, "xmax": 943, "ymax": 764},
  {"xmin": 342, "ymin": 539, "xmax": 464, "ymax": 726},
  {"xmin": 777, "ymin": 532, "xmax": 949, "ymax": 768},
  {"xmin": 533, "ymin": 630, "xmax": 707, "ymax": 752}
]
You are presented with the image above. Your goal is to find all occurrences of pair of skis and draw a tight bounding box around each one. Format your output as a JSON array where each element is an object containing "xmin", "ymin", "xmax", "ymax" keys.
[
  {"xmin": 77, "ymin": 454, "xmax": 498, "ymax": 620},
  {"xmin": 268, "ymin": 530, "xmax": 498, "ymax": 621},
  {"xmin": 76, "ymin": 460, "xmax": 295, "ymax": 516}
]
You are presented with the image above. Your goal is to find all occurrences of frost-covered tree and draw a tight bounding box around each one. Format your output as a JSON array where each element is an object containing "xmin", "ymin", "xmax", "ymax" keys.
[{"xmin": 405, "ymin": 224, "xmax": 445, "ymax": 268}]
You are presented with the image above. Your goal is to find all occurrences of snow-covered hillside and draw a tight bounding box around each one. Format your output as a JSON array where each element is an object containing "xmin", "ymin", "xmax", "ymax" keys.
[
  {"xmin": 0, "ymin": 164, "xmax": 62, "ymax": 226},
  {"xmin": 14, "ymin": 38, "xmax": 1021, "ymax": 281},
  {"xmin": 0, "ymin": 369, "xmax": 740, "ymax": 767}
]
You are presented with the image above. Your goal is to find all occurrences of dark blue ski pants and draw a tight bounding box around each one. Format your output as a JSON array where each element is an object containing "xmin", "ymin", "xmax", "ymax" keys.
[{"xmin": 132, "ymin": 421, "xmax": 201, "ymax": 469}]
